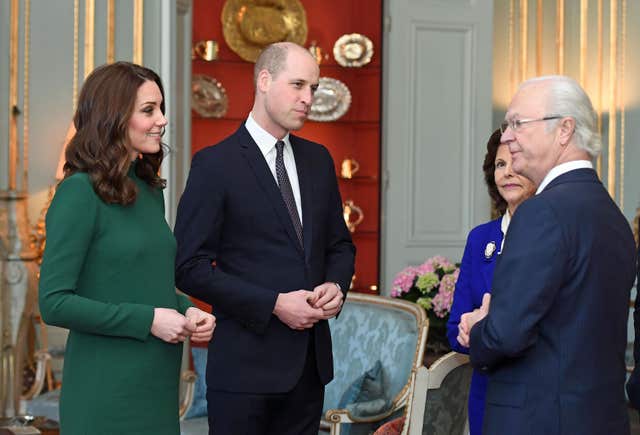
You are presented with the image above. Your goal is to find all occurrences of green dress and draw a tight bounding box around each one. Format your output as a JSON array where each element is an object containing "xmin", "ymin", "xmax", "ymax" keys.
[{"xmin": 39, "ymin": 165, "xmax": 192, "ymax": 435}]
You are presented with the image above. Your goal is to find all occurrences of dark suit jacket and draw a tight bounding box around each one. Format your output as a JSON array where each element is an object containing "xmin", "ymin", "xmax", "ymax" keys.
[
  {"xmin": 174, "ymin": 125, "xmax": 355, "ymax": 394},
  {"xmin": 626, "ymin": 243, "xmax": 640, "ymax": 408},
  {"xmin": 469, "ymin": 168, "xmax": 637, "ymax": 435},
  {"xmin": 446, "ymin": 217, "xmax": 502, "ymax": 435}
]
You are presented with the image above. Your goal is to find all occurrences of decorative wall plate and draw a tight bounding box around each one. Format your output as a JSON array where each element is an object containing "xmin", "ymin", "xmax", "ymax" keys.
[
  {"xmin": 333, "ymin": 33, "xmax": 374, "ymax": 67},
  {"xmin": 308, "ymin": 77, "xmax": 351, "ymax": 122},
  {"xmin": 221, "ymin": 0, "xmax": 308, "ymax": 63},
  {"xmin": 191, "ymin": 74, "xmax": 229, "ymax": 118}
]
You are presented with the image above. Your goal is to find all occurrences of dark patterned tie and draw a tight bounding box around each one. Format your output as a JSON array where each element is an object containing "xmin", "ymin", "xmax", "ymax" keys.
[{"xmin": 275, "ymin": 140, "xmax": 303, "ymax": 247}]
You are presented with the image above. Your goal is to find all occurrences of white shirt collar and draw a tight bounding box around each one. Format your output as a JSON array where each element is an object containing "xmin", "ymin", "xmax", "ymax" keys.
[
  {"xmin": 536, "ymin": 160, "xmax": 593, "ymax": 194},
  {"xmin": 245, "ymin": 113, "xmax": 291, "ymax": 157},
  {"xmin": 498, "ymin": 209, "xmax": 511, "ymax": 254}
]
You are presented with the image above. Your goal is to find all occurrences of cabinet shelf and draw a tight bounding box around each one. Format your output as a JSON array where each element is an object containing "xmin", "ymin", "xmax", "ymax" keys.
[
  {"xmin": 349, "ymin": 230, "xmax": 378, "ymax": 237},
  {"xmin": 338, "ymin": 175, "xmax": 378, "ymax": 183}
]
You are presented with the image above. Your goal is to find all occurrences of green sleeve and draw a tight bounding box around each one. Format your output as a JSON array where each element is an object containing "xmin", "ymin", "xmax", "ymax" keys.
[
  {"xmin": 38, "ymin": 175, "xmax": 154, "ymax": 341},
  {"xmin": 165, "ymin": 188, "xmax": 194, "ymax": 317},
  {"xmin": 176, "ymin": 293, "xmax": 193, "ymax": 315}
]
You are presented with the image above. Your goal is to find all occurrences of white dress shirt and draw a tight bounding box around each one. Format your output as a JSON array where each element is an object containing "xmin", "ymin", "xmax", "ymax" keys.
[
  {"xmin": 245, "ymin": 113, "xmax": 303, "ymax": 223},
  {"xmin": 499, "ymin": 209, "xmax": 511, "ymax": 255},
  {"xmin": 536, "ymin": 160, "xmax": 593, "ymax": 194}
]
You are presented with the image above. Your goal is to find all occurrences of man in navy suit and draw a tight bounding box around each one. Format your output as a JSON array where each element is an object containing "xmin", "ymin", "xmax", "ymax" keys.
[
  {"xmin": 174, "ymin": 42, "xmax": 355, "ymax": 434},
  {"xmin": 458, "ymin": 76, "xmax": 637, "ymax": 434}
]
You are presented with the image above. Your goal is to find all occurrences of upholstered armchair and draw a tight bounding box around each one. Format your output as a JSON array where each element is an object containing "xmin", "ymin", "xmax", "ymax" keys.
[
  {"xmin": 321, "ymin": 292, "xmax": 429, "ymax": 435},
  {"xmin": 179, "ymin": 293, "xmax": 429, "ymax": 435},
  {"xmin": 405, "ymin": 352, "xmax": 472, "ymax": 435}
]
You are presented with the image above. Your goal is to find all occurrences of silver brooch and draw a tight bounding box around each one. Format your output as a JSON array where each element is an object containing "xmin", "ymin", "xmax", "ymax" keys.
[{"xmin": 484, "ymin": 241, "xmax": 497, "ymax": 260}]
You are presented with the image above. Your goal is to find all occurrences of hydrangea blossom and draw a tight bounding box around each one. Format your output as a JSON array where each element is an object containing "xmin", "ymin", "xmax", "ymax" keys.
[
  {"xmin": 432, "ymin": 289, "xmax": 455, "ymax": 318},
  {"xmin": 415, "ymin": 272, "xmax": 439, "ymax": 293},
  {"xmin": 391, "ymin": 256, "xmax": 460, "ymax": 318},
  {"xmin": 416, "ymin": 296, "xmax": 432, "ymax": 311},
  {"xmin": 439, "ymin": 269, "xmax": 459, "ymax": 294}
]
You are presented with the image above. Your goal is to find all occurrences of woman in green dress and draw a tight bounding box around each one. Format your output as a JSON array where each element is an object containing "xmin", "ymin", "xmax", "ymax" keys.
[{"xmin": 39, "ymin": 61, "xmax": 215, "ymax": 435}]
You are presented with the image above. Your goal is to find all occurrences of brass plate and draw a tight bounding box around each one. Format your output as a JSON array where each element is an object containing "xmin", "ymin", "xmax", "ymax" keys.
[
  {"xmin": 333, "ymin": 33, "xmax": 374, "ymax": 68},
  {"xmin": 192, "ymin": 74, "xmax": 229, "ymax": 118},
  {"xmin": 221, "ymin": 0, "xmax": 308, "ymax": 63}
]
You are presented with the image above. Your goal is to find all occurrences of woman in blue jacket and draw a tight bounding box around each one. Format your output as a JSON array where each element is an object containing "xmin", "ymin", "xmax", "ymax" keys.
[{"xmin": 446, "ymin": 129, "xmax": 535, "ymax": 435}]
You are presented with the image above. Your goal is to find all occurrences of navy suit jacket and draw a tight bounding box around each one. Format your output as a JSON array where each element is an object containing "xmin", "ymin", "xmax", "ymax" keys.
[
  {"xmin": 174, "ymin": 125, "xmax": 355, "ymax": 394},
  {"xmin": 469, "ymin": 168, "xmax": 637, "ymax": 435},
  {"xmin": 625, "ymin": 243, "xmax": 640, "ymax": 408},
  {"xmin": 447, "ymin": 217, "xmax": 502, "ymax": 435}
]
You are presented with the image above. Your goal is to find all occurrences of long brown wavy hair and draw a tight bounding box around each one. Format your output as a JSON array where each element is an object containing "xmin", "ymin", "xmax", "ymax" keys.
[{"xmin": 63, "ymin": 61, "xmax": 166, "ymax": 205}]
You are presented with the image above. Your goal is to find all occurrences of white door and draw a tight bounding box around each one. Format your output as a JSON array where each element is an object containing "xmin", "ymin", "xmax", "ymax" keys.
[{"xmin": 381, "ymin": 0, "xmax": 494, "ymax": 293}]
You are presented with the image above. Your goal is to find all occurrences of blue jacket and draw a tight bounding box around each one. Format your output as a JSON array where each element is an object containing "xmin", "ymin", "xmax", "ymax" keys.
[
  {"xmin": 470, "ymin": 169, "xmax": 636, "ymax": 435},
  {"xmin": 447, "ymin": 217, "xmax": 503, "ymax": 435}
]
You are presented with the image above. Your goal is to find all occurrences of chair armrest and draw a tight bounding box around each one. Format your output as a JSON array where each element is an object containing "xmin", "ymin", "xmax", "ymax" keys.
[
  {"xmin": 179, "ymin": 369, "xmax": 197, "ymax": 419},
  {"xmin": 325, "ymin": 404, "xmax": 403, "ymax": 435},
  {"xmin": 21, "ymin": 351, "xmax": 52, "ymax": 400}
]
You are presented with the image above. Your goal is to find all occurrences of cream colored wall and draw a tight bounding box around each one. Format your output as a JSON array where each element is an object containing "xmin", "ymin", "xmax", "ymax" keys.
[
  {"xmin": 0, "ymin": 0, "xmax": 186, "ymax": 225},
  {"xmin": 0, "ymin": 0, "xmax": 191, "ymax": 386},
  {"xmin": 493, "ymin": 0, "xmax": 640, "ymax": 222}
]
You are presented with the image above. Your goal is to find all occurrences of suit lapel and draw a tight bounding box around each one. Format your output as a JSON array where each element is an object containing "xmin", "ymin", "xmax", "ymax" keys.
[
  {"xmin": 236, "ymin": 126, "xmax": 304, "ymax": 254},
  {"xmin": 291, "ymin": 135, "xmax": 313, "ymax": 262}
]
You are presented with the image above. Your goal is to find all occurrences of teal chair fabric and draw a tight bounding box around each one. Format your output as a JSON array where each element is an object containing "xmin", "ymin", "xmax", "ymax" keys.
[
  {"xmin": 323, "ymin": 293, "xmax": 428, "ymax": 434},
  {"xmin": 25, "ymin": 388, "xmax": 61, "ymax": 422},
  {"xmin": 325, "ymin": 299, "xmax": 421, "ymax": 413}
]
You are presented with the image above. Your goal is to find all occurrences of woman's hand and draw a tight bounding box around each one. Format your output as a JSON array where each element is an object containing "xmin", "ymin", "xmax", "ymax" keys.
[
  {"xmin": 150, "ymin": 308, "xmax": 196, "ymax": 344},
  {"xmin": 185, "ymin": 307, "xmax": 216, "ymax": 343}
]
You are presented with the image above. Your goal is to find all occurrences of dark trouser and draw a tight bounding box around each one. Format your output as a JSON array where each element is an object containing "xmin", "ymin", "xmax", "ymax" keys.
[{"xmin": 206, "ymin": 340, "xmax": 324, "ymax": 435}]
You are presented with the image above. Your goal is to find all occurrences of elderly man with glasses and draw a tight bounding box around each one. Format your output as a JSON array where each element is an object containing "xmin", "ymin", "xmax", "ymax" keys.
[{"xmin": 457, "ymin": 75, "xmax": 637, "ymax": 435}]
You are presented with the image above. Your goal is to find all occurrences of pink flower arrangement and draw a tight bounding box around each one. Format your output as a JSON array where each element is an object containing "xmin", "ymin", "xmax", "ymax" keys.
[{"xmin": 391, "ymin": 256, "xmax": 460, "ymax": 319}]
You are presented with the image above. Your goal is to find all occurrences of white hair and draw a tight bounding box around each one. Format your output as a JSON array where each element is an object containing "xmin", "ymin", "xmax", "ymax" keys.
[{"xmin": 519, "ymin": 75, "xmax": 601, "ymax": 157}]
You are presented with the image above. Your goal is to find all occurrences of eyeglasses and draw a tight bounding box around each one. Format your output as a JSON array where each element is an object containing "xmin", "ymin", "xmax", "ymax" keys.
[{"xmin": 500, "ymin": 116, "xmax": 563, "ymax": 134}]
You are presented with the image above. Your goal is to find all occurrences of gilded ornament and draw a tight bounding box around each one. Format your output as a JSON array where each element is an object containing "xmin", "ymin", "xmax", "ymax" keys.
[
  {"xmin": 221, "ymin": 0, "xmax": 308, "ymax": 62},
  {"xmin": 191, "ymin": 75, "xmax": 229, "ymax": 119}
]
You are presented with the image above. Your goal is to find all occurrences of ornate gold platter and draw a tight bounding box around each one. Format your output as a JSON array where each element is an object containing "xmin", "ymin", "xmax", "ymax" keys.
[{"xmin": 221, "ymin": 0, "xmax": 308, "ymax": 62}]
